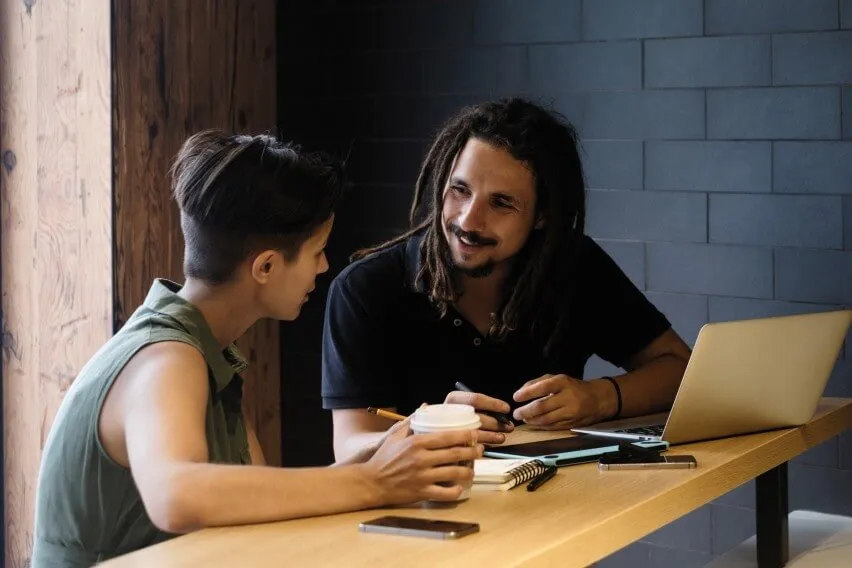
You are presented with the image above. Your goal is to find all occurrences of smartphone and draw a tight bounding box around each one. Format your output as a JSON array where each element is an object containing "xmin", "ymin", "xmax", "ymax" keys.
[
  {"xmin": 598, "ymin": 454, "xmax": 697, "ymax": 471},
  {"xmin": 358, "ymin": 516, "xmax": 480, "ymax": 540}
]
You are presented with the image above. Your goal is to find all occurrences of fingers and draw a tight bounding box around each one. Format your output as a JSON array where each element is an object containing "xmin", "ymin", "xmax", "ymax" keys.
[
  {"xmin": 476, "ymin": 429, "xmax": 507, "ymax": 445},
  {"xmin": 419, "ymin": 483, "xmax": 468, "ymax": 502},
  {"xmin": 513, "ymin": 393, "xmax": 562, "ymax": 422},
  {"xmin": 417, "ymin": 445, "xmax": 482, "ymax": 468},
  {"xmin": 414, "ymin": 428, "xmax": 477, "ymax": 450},
  {"xmin": 519, "ymin": 406, "xmax": 570, "ymax": 428},
  {"xmin": 414, "ymin": 458, "xmax": 480, "ymax": 503},
  {"xmin": 477, "ymin": 412, "xmax": 514, "ymax": 434},
  {"xmin": 419, "ymin": 464, "xmax": 475, "ymax": 486},
  {"xmin": 385, "ymin": 421, "xmax": 412, "ymax": 441},
  {"xmin": 513, "ymin": 375, "xmax": 563, "ymax": 403},
  {"xmin": 445, "ymin": 390, "xmax": 511, "ymax": 414}
]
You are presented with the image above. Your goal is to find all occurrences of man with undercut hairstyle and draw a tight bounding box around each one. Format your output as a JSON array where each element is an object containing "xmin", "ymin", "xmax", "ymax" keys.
[{"xmin": 33, "ymin": 130, "xmax": 481, "ymax": 567}]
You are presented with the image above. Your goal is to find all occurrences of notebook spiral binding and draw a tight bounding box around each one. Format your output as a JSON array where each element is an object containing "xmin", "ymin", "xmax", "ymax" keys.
[{"xmin": 510, "ymin": 459, "xmax": 548, "ymax": 484}]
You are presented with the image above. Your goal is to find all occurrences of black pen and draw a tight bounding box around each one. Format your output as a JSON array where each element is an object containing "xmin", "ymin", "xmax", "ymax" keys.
[
  {"xmin": 454, "ymin": 381, "xmax": 514, "ymax": 428},
  {"xmin": 526, "ymin": 465, "xmax": 557, "ymax": 492}
]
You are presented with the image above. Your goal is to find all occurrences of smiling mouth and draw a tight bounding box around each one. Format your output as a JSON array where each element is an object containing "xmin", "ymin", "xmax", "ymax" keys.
[
  {"xmin": 448, "ymin": 222, "xmax": 497, "ymax": 248},
  {"xmin": 455, "ymin": 235, "xmax": 495, "ymax": 252}
]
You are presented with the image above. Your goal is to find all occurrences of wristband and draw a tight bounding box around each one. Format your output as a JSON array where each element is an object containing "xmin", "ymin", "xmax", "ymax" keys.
[{"xmin": 602, "ymin": 376, "xmax": 622, "ymax": 420}]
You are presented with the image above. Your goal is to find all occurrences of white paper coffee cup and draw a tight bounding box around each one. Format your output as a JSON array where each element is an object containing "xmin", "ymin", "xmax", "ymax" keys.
[{"xmin": 410, "ymin": 403, "xmax": 481, "ymax": 501}]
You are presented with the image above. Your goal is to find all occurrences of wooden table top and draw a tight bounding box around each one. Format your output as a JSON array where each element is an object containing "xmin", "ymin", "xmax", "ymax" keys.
[{"xmin": 102, "ymin": 397, "xmax": 852, "ymax": 568}]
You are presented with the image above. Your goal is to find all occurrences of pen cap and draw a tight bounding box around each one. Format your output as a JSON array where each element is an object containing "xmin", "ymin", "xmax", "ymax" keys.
[{"xmin": 410, "ymin": 404, "xmax": 481, "ymax": 433}]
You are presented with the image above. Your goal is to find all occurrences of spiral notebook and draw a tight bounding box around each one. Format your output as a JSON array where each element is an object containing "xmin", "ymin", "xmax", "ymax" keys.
[{"xmin": 473, "ymin": 458, "xmax": 548, "ymax": 491}]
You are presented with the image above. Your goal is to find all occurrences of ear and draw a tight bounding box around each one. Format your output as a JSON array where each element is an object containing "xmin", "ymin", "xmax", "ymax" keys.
[
  {"xmin": 534, "ymin": 215, "xmax": 546, "ymax": 230},
  {"xmin": 250, "ymin": 250, "xmax": 277, "ymax": 284}
]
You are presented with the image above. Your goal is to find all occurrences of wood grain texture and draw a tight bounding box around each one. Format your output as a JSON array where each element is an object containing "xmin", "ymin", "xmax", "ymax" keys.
[
  {"xmin": 100, "ymin": 398, "xmax": 852, "ymax": 568},
  {"xmin": 112, "ymin": 0, "xmax": 280, "ymax": 466},
  {"xmin": 0, "ymin": 1, "xmax": 113, "ymax": 567}
]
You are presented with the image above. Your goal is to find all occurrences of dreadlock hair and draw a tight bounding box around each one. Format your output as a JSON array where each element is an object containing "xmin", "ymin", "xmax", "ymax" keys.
[{"xmin": 352, "ymin": 97, "xmax": 587, "ymax": 356}]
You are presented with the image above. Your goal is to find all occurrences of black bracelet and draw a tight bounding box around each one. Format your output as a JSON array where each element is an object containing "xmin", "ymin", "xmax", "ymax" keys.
[{"xmin": 602, "ymin": 376, "xmax": 622, "ymax": 420}]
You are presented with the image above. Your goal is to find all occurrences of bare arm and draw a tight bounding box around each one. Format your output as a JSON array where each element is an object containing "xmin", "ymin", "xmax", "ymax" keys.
[
  {"xmin": 513, "ymin": 329, "xmax": 691, "ymax": 428},
  {"xmin": 122, "ymin": 343, "xmax": 480, "ymax": 534},
  {"xmin": 333, "ymin": 397, "xmax": 513, "ymax": 459},
  {"xmin": 613, "ymin": 328, "xmax": 692, "ymax": 417},
  {"xmin": 331, "ymin": 408, "xmax": 396, "ymax": 463}
]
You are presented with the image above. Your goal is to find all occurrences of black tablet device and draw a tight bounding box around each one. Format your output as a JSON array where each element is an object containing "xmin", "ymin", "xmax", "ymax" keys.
[{"xmin": 483, "ymin": 436, "xmax": 668, "ymax": 467}]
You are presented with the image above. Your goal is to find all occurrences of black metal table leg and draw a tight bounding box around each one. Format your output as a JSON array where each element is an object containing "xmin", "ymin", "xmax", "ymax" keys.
[{"xmin": 756, "ymin": 462, "xmax": 789, "ymax": 568}]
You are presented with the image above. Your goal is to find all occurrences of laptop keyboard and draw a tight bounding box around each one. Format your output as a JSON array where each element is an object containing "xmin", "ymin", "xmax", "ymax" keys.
[{"xmin": 614, "ymin": 424, "xmax": 665, "ymax": 437}]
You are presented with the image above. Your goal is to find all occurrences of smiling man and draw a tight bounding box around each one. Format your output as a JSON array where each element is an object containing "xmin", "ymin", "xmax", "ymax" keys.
[{"xmin": 322, "ymin": 98, "xmax": 692, "ymax": 462}]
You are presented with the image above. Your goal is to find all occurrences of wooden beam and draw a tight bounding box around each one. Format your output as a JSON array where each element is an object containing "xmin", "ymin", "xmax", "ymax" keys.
[
  {"xmin": 1, "ymin": 1, "xmax": 113, "ymax": 567},
  {"xmin": 112, "ymin": 0, "xmax": 280, "ymax": 466},
  {"xmin": 2, "ymin": 2, "xmax": 279, "ymax": 564}
]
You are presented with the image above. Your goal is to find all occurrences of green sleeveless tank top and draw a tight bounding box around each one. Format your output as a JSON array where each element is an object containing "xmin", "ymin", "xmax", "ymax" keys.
[{"xmin": 32, "ymin": 279, "xmax": 252, "ymax": 567}]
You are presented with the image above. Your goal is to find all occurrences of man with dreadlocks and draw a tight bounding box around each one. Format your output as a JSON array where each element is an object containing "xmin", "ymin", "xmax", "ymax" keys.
[{"xmin": 322, "ymin": 98, "xmax": 692, "ymax": 460}]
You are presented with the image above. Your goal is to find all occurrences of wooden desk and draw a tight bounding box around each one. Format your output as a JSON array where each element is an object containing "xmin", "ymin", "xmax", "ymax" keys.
[{"xmin": 102, "ymin": 398, "xmax": 852, "ymax": 568}]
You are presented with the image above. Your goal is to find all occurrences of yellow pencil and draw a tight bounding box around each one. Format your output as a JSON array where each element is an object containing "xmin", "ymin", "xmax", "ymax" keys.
[{"xmin": 367, "ymin": 407, "xmax": 406, "ymax": 422}]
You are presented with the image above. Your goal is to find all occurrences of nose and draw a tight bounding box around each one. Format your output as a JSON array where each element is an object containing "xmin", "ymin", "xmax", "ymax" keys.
[
  {"xmin": 317, "ymin": 251, "xmax": 329, "ymax": 275},
  {"xmin": 456, "ymin": 195, "xmax": 487, "ymax": 232}
]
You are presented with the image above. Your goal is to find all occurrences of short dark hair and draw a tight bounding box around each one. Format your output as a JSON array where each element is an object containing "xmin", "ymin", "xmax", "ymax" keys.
[
  {"xmin": 354, "ymin": 97, "xmax": 586, "ymax": 355},
  {"xmin": 170, "ymin": 130, "xmax": 344, "ymax": 284}
]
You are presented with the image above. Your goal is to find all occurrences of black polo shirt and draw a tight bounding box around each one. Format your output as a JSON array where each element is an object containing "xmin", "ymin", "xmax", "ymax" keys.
[{"xmin": 321, "ymin": 233, "xmax": 671, "ymax": 417}]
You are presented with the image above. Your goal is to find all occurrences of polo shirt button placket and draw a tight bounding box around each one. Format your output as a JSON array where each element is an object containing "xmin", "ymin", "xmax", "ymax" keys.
[{"xmin": 473, "ymin": 337, "xmax": 482, "ymax": 346}]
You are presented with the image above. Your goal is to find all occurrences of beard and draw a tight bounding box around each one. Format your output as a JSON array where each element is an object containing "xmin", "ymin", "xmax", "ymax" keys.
[
  {"xmin": 457, "ymin": 260, "xmax": 495, "ymax": 278},
  {"xmin": 444, "ymin": 223, "xmax": 498, "ymax": 278}
]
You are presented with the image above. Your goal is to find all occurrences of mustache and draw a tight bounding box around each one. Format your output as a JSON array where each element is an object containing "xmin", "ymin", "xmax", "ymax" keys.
[{"xmin": 449, "ymin": 223, "xmax": 497, "ymax": 246}]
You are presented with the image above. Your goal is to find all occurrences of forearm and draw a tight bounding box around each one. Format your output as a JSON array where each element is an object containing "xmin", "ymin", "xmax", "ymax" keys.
[
  {"xmin": 595, "ymin": 354, "xmax": 688, "ymax": 419},
  {"xmin": 333, "ymin": 430, "xmax": 387, "ymax": 464},
  {"xmin": 155, "ymin": 462, "xmax": 382, "ymax": 533}
]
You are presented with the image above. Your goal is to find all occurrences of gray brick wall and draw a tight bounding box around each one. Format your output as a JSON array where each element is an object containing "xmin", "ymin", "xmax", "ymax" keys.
[
  {"xmin": 278, "ymin": 0, "xmax": 852, "ymax": 564},
  {"xmin": 530, "ymin": 42, "xmax": 642, "ymax": 91},
  {"xmin": 705, "ymin": 0, "xmax": 839, "ymax": 34},
  {"xmin": 774, "ymin": 142, "xmax": 852, "ymax": 193},
  {"xmin": 773, "ymin": 32, "xmax": 852, "ymax": 85},
  {"xmin": 645, "ymin": 36, "xmax": 772, "ymax": 88},
  {"xmin": 646, "ymin": 141, "xmax": 772, "ymax": 192},
  {"xmin": 707, "ymin": 87, "xmax": 841, "ymax": 139},
  {"xmin": 583, "ymin": 140, "xmax": 643, "ymax": 190},
  {"xmin": 845, "ymin": 86, "xmax": 852, "ymax": 137},
  {"xmin": 555, "ymin": 90, "xmax": 707, "ymax": 139},
  {"xmin": 584, "ymin": 0, "xmax": 703, "ymax": 40}
]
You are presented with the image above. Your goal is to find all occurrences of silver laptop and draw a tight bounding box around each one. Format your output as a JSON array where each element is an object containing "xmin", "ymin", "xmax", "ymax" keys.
[{"xmin": 571, "ymin": 310, "xmax": 852, "ymax": 445}]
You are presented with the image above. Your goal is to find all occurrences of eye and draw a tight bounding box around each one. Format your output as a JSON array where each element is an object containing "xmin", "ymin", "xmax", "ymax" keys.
[
  {"xmin": 493, "ymin": 196, "xmax": 515, "ymax": 209},
  {"xmin": 450, "ymin": 184, "xmax": 470, "ymax": 196}
]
